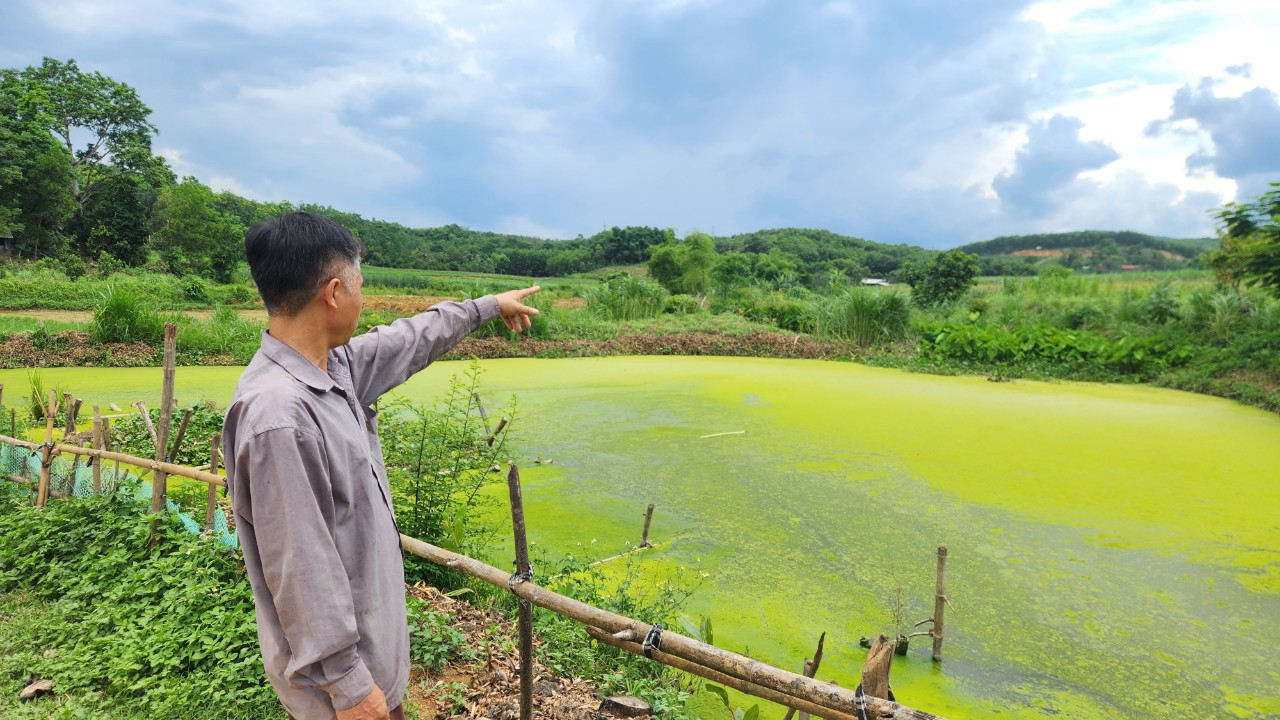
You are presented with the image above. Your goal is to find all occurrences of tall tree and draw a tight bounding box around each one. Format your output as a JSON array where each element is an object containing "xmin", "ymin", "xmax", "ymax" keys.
[
  {"xmin": 4, "ymin": 58, "xmax": 158, "ymax": 226},
  {"xmin": 151, "ymin": 178, "xmax": 246, "ymax": 281},
  {"xmin": 1210, "ymin": 183, "xmax": 1280, "ymax": 294}
]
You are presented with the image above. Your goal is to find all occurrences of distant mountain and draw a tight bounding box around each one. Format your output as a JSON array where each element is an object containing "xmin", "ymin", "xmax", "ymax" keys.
[{"xmin": 957, "ymin": 230, "xmax": 1215, "ymax": 258}]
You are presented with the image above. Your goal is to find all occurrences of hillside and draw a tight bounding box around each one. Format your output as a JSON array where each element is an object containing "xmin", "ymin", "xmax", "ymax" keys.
[{"xmin": 955, "ymin": 230, "xmax": 1216, "ymax": 273}]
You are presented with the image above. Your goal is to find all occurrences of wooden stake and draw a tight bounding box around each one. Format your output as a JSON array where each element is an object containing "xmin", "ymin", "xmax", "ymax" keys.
[
  {"xmin": 106, "ymin": 417, "xmax": 119, "ymax": 490},
  {"xmin": 9, "ymin": 408, "xmax": 14, "ymax": 438},
  {"xmin": 933, "ymin": 546, "xmax": 948, "ymax": 662},
  {"xmin": 63, "ymin": 392, "xmax": 75, "ymax": 435},
  {"xmin": 861, "ymin": 634, "xmax": 894, "ymax": 701},
  {"xmin": 640, "ymin": 503, "xmax": 655, "ymax": 547},
  {"xmin": 151, "ymin": 323, "xmax": 178, "ymax": 517},
  {"xmin": 167, "ymin": 407, "xmax": 193, "ymax": 463},
  {"xmin": 782, "ymin": 632, "xmax": 825, "ymax": 720},
  {"xmin": 149, "ymin": 323, "xmax": 178, "ymax": 550},
  {"xmin": 92, "ymin": 406, "xmax": 102, "ymax": 494},
  {"xmin": 506, "ymin": 462, "xmax": 534, "ymax": 720},
  {"xmin": 65, "ymin": 445, "xmax": 83, "ymax": 497},
  {"xmin": 206, "ymin": 433, "xmax": 221, "ymax": 532},
  {"xmin": 36, "ymin": 391, "xmax": 57, "ymax": 507},
  {"xmin": 133, "ymin": 401, "xmax": 159, "ymax": 447}
]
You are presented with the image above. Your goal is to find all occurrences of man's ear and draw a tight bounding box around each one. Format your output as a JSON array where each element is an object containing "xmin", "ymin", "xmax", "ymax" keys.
[{"xmin": 321, "ymin": 277, "xmax": 342, "ymax": 310}]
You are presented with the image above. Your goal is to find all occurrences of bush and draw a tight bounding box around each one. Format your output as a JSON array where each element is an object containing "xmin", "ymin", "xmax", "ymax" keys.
[
  {"xmin": 92, "ymin": 285, "xmax": 164, "ymax": 344},
  {"xmin": 183, "ymin": 276, "xmax": 210, "ymax": 303},
  {"xmin": 62, "ymin": 255, "xmax": 86, "ymax": 282},
  {"xmin": 96, "ymin": 251, "xmax": 125, "ymax": 277},
  {"xmin": 585, "ymin": 275, "xmax": 669, "ymax": 321},
  {"xmin": 665, "ymin": 294, "xmax": 704, "ymax": 315},
  {"xmin": 811, "ymin": 287, "xmax": 910, "ymax": 345}
]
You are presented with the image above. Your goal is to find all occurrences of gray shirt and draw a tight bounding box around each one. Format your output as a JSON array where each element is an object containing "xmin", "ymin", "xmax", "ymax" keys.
[{"xmin": 223, "ymin": 297, "xmax": 499, "ymax": 718}]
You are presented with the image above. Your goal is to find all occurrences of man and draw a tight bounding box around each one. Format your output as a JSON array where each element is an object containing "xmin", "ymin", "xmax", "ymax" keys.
[{"xmin": 223, "ymin": 212, "xmax": 539, "ymax": 720}]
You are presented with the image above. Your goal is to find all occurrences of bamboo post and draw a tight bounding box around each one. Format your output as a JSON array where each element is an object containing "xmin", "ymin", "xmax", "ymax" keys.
[
  {"xmin": 933, "ymin": 546, "xmax": 948, "ymax": 662},
  {"xmin": 92, "ymin": 407, "xmax": 102, "ymax": 494},
  {"xmin": 206, "ymin": 433, "xmax": 221, "ymax": 532},
  {"xmin": 149, "ymin": 323, "xmax": 178, "ymax": 550},
  {"xmin": 506, "ymin": 462, "xmax": 534, "ymax": 720},
  {"xmin": 63, "ymin": 392, "xmax": 74, "ymax": 435},
  {"xmin": 36, "ymin": 391, "xmax": 57, "ymax": 507},
  {"xmin": 151, "ymin": 323, "xmax": 178, "ymax": 516},
  {"xmin": 106, "ymin": 417, "xmax": 120, "ymax": 490},
  {"xmin": 473, "ymin": 392, "xmax": 492, "ymax": 435},
  {"xmin": 0, "ymin": 383, "xmax": 4, "ymax": 413},
  {"xmin": 640, "ymin": 503, "xmax": 655, "ymax": 547},
  {"xmin": 9, "ymin": 408, "xmax": 14, "ymax": 438},
  {"xmin": 65, "ymin": 445, "xmax": 84, "ymax": 497},
  {"xmin": 782, "ymin": 632, "xmax": 825, "ymax": 720},
  {"xmin": 167, "ymin": 407, "xmax": 194, "ymax": 463}
]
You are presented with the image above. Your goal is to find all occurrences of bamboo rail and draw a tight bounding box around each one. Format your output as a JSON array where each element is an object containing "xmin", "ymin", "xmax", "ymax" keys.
[
  {"xmin": 399, "ymin": 535, "xmax": 945, "ymax": 720},
  {"xmin": 0, "ymin": 434, "xmax": 225, "ymax": 487}
]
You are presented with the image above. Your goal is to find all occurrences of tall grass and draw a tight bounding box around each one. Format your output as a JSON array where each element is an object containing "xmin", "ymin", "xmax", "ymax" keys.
[
  {"xmin": 811, "ymin": 287, "xmax": 910, "ymax": 345},
  {"xmin": 584, "ymin": 275, "xmax": 669, "ymax": 321},
  {"xmin": 174, "ymin": 306, "xmax": 262, "ymax": 360},
  {"xmin": 91, "ymin": 285, "xmax": 164, "ymax": 344}
]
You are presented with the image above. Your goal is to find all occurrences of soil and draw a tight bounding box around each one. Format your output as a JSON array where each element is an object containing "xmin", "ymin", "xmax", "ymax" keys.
[
  {"xmin": 0, "ymin": 330, "xmax": 849, "ymax": 368},
  {"xmin": 0, "ymin": 331, "xmax": 156, "ymax": 368},
  {"xmin": 404, "ymin": 584, "xmax": 602, "ymax": 720}
]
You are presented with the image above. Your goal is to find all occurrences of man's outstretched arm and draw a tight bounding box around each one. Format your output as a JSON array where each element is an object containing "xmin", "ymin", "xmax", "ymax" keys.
[{"xmin": 344, "ymin": 286, "xmax": 540, "ymax": 405}]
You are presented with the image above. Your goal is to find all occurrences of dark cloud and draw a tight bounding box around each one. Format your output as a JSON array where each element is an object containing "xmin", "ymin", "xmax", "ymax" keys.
[
  {"xmin": 992, "ymin": 114, "xmax": 1119, "ymax": 215},
  {"xmin": 1150, "ymin": 77, "xmax": 1280, "ymax": 197}
]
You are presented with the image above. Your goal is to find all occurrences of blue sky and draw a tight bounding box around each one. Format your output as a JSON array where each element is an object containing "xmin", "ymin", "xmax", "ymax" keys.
[{"xmin": 3, "ymin": 0, "xmax": 1279, "ymax": 247}]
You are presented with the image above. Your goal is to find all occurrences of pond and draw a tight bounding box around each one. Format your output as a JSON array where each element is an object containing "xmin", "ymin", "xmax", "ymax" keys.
[{"xmin": 2, "ymin": 357, "xmax": 1277, "ymax": 719}]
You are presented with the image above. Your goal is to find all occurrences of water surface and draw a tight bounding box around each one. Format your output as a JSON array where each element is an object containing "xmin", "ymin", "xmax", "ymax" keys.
[{"xmin": 3, "ymin": 358, "xmax": 1277, "ymax": 718}]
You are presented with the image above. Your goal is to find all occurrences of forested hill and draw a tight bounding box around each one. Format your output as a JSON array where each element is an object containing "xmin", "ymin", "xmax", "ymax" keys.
[
  {"xmin": 954, "ymin": 231, "xmax": 1216, "ymax": 273},
  {"xmin": 301, "ymin": 208, "xmax": 938, "ymax": 284}
]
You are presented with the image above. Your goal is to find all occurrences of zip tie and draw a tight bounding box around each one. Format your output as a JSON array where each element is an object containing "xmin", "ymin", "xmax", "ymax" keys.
[{"xmin": 642, "ymin": 623, "xmax": 663, "ymax": 659}]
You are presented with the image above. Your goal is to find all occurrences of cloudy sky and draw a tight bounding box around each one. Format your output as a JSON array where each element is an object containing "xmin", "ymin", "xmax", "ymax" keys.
[{"xmin": 3, "ymin": 0, "xmax": 1279, "ymax": 247}]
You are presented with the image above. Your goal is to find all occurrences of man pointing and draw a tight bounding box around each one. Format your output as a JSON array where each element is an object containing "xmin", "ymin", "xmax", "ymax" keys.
[{"xmin": 223, "ymin": 212, "xmax": 539, "ymax": 719}]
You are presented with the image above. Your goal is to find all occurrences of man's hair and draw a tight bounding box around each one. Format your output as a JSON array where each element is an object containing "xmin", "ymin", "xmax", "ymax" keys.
[{"xmin": 245, "ymin": 212, "xmax": 367, "ymax": 316}]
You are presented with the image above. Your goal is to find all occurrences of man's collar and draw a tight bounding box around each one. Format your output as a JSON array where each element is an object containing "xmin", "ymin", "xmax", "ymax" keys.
[{"xmin": 259, "ymin": 331, "xmax": 337, "ymax": 393}]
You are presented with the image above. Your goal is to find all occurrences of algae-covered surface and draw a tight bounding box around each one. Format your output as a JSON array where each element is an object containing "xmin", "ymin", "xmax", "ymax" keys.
[{"xmin": 3, "ymin": 357, "xmax": 1278, "ymax": 719}]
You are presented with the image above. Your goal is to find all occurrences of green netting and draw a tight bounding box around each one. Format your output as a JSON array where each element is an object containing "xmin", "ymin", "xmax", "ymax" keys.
[{"xmin": 0, "ymin": 443, "xmax": 238, "ymax": 549}]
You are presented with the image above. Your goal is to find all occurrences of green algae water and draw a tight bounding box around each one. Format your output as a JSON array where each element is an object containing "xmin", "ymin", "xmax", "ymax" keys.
[{"xmin": 3, "ymin": 358, "xmax": 1277, "ymax": 719}]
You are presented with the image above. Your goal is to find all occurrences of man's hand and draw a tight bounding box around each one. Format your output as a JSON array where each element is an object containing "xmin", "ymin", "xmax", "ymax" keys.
[
  {"xmin": 336, "ymin": 685, "xmax": 390, "ymax": 720},
  {"xmin": 495, "ymin": 286, "xmax": 541, "ymax": 333}
]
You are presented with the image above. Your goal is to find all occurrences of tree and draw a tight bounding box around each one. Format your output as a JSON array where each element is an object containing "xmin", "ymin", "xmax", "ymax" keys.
[
  {"xmin": 646, "ymin": 232, "xmax": 717, "ymax": 295},
  {"xmin": 901, "ymin": 250, "xmax": 981, "ymax": 307},
  {"xmin": 1209, "ymin": 183, "xmax": 1280, "ymax": 294},
  {"xmin": 151, "ymin": 178, "xmax": 246, "ymax": 281},
  {"xmin": 5, "ymin": 58, "xmax": 158, "ymax": 219},
  {"xmin": 0, "ymin": 72, "xmax": 76, "ymax": 258}
]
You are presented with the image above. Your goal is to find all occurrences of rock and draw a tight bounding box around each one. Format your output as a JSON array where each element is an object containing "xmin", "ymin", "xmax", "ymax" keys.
[
  {"xmin": 536, "ymin": 679, "xmax": 558, "ymax": 697},
  {"xmin": 19, "ymin": 678, "xmax": 53, "ymax": 701},
  {"xmin": 598, "ymin": 695, "xmax": 651, "ymax": 717}
]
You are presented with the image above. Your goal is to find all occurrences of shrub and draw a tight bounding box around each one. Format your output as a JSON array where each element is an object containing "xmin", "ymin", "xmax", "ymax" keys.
[
  {"xmin": 62, "ymin": 255, "xmax": 86, "ymax": 282},
  {"xmin": 665, "ymin": 294, "xmax": 704, "ymax": 315},
  {"xmin": 92, "ymin": 284, "xmax": 164, "ymax": 344},
  {"xmin": 96, "ymin": 250, "xmax": 125, "ymax": 277},
  {"xmin": 0, "ymin": 491, "xmax": 277, "ymax": 717},
  {"xmin": 183, "ymin": 276, "xmax": 211, "ymax": 303}
]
